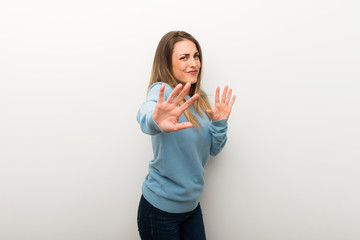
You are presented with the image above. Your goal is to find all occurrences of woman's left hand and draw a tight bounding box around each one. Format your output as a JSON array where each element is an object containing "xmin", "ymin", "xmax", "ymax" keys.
[{"xmin": 206, "ymin": 85, "xmax": 236, "ymax": 121}]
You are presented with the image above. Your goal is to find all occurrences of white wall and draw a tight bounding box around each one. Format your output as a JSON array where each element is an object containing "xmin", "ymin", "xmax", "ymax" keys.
[{"xmin": 1, "ymin": 0, "xmax": 359, "ymax": 239}]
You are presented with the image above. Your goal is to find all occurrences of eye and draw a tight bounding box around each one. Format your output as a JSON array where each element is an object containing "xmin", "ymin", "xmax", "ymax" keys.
[
  {"xmin": 180, "ymin": 56, "xmax": 187, "ymax": 60},
  {"xmin": 194, "ymin": 54, "xmax": 200, "ymax": 59}
]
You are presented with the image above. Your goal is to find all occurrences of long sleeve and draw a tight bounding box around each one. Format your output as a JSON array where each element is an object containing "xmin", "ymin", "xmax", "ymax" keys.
[
  {"xmin": 138, "ymin": 82, "xmax": 231, "ymax": 213},
  {"xmin": 209, "ymin": 118, "xmax": 228, "ymax": 156},
  {"xmin": 136, "ymin": 83, "xmax": 169, "ymax": 135}
]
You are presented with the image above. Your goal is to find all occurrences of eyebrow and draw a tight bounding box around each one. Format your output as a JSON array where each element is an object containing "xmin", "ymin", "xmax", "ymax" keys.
[{"xmin": 179, "ymin": 52, "xmax": 200, "ymax": 56}]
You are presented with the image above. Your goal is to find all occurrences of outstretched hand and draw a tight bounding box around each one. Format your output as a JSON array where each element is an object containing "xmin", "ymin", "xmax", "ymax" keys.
[
  {"xmin": 153, "ymin": 83, "xmax": 199, "ymax": 132},
  {"xmin": 206, "ymin": 85, "xmax": 236, "ymax": 121}
]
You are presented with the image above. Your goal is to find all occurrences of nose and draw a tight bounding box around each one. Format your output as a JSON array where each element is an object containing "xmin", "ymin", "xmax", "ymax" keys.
[{"xmin": 188, "ymin": 57, "xmax": 197, "ymax": 67}]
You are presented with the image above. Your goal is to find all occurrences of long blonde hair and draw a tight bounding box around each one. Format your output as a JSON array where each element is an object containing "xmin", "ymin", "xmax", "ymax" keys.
[{"xmin": 148, "ymin": 31, "xmax": 212, "ymax": 128}]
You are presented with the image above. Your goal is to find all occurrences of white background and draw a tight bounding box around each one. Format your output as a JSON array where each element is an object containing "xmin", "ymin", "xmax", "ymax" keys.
[{"xmin": 1, "ymin": 0, "xmax": 359, "ymax": 239}]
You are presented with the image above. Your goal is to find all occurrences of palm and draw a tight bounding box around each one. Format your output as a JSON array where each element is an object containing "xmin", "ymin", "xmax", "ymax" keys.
[
  {"xmin": 207, "ymin": 85, "xmax": 236, "ymax": 121},
  {"xmin": 153, "ymin": 83, "xmax": 199, "ymax": 132}
]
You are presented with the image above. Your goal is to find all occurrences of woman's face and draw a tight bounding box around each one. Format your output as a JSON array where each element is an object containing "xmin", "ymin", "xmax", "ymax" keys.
[{"xmin": 171, "ymin": 40, "xmax": 201, "ymax": 85}]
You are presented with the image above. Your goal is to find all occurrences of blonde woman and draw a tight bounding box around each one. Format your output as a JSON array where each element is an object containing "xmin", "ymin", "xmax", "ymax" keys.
[{"xmin": 137, "ymin": 31, "xmax": 235, "ymax": 240}]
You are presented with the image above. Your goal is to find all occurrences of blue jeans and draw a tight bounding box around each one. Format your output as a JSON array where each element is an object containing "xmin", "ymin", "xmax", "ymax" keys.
[{"xmin": 137, "ymin": 195, "xmax": 206, "ymax": 240}]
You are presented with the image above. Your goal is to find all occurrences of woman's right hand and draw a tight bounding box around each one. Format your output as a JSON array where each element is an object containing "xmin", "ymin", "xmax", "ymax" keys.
[{"xmin": 153, "ymin": 82, "xmax": 199, "ymax": 132}]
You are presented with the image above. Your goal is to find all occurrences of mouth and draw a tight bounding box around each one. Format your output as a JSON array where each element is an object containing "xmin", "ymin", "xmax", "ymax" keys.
[{"xmin": 187, "ymin": 70, "xmax": 198, "ymax": 75}]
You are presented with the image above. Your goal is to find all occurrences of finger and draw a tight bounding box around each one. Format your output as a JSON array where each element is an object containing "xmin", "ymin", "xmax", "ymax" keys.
[
  {"xmin": 206, "ymin": 109, "xmax": 215, "ymax": 120},
  {"xmin": 215, "ymin": 87, "xmax": 220, "ymax": 103},
  {"xmin": 225, "ymin": 88, "xmax": 232, "ymax": 105},
  {"xmin": 167, "ymin": 83, "xmax": 183, "ymax": 103},
  {"xmin": 158, "ymin": 84, "xmax": 165, "ymax": 103},
  {"xmin": 173, "ymin": 122, "xmax": 193, "ymax": 131},
  {"xmin": 221, "ymin": 85, "xmax": 228, "ymax": 103},
  {"xmin": 229, "ymin": 95, "xmax": 236, "ymax": 108},
  {"xmin": 173, "ymin": 82, "xmax": 191, "ymax": 105},
  {"xmin": 180, "ymin": 93, "xmax": 199, "ymax": 111}
]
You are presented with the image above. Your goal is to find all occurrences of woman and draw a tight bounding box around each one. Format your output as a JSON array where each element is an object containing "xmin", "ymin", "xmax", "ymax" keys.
[{"xmin": 136, "ymin": 31, "xmax": 235, "ymax": 240}]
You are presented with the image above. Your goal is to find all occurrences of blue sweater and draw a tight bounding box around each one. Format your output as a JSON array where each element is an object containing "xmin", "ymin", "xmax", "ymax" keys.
[{"xmin": 137, "ymin": 82, "xmax": 228, "ymax": 213}]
